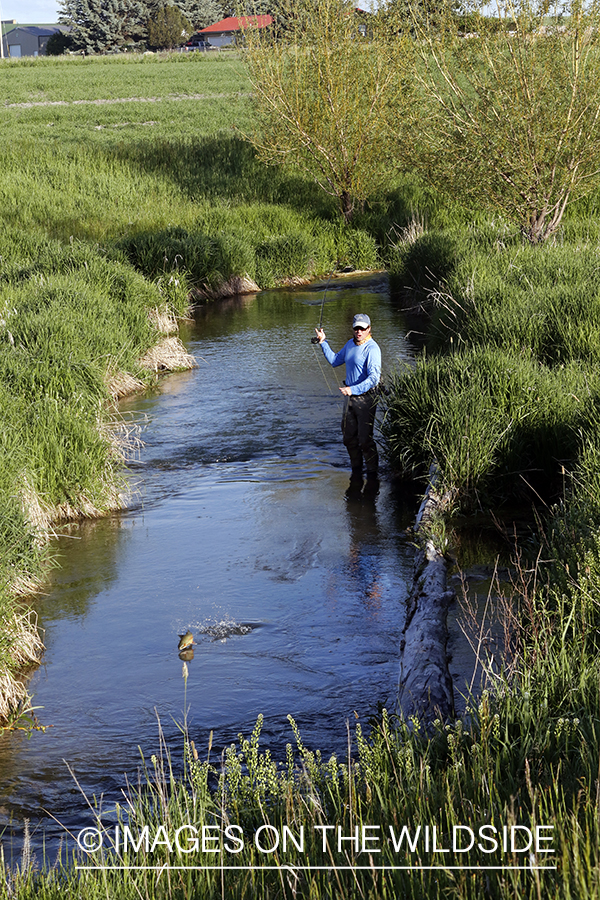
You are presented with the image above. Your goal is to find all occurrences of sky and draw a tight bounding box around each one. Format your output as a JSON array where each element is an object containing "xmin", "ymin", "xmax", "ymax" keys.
[{"xmin": 1, "ymin": 0, "xmax": 60, "ymax": 23}]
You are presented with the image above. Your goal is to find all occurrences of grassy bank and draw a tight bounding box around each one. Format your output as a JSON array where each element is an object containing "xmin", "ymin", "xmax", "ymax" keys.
[
  {"xmin": 0, "ymin": 231, "xmax": 193, "ymax": 723},
  {"xmin": 382, "ymin": 217, "xmax": 600, "ymax": 506}
]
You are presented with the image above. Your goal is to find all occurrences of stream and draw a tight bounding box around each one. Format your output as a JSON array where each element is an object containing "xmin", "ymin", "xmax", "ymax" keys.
[{"xmin": 0, "ymin": 274, "xmax": 498, "ymax": 861}]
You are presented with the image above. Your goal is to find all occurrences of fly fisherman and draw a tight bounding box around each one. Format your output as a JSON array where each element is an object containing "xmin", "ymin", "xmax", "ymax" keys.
[{"xmin": 315, "ymin": 314, "xmax": 382, "ymax": 484}]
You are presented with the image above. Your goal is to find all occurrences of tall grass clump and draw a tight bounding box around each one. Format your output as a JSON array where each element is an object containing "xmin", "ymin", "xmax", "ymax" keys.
[
  {"xmin": 118, "ymin": 219, "xmax": 379, "ymax": 292},
  {"xmin": 382, "ymin": 206, "xmax": 600, "ymax": 512},
  {"xmin": 0, "ymin": 230, "xmax": 192, "ymax": 515},
  {"xmin": 385, "ymin": 218, "xmax": 522, "ymax": 302},
  {"xmin": 382, "ymin": 347, "xmax": 600, "ymax": 505},
  {"xmin": 427, "ymin": 242, "xmax": 600, "ymax": 365}
]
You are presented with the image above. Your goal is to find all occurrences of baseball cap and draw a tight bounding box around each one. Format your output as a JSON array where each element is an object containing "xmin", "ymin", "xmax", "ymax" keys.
[{"xmin": 353, "ymin": 314, "xmax": 371, "ymax": 329}]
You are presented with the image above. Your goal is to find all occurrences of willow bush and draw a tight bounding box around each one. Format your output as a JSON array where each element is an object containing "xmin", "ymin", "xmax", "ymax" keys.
[
  {"xmin": 242, "ymin": 0, "xmax": 414, "ymax": 223},
  {"xmin": 404, "ymin": 0, "xmax": 600, "ymax": 242}
]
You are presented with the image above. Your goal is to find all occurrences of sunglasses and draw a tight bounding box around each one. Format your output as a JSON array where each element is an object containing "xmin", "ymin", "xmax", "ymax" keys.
[{"xmin": 353, "ymin": 325, "xmax": 368, "ymax": 331}]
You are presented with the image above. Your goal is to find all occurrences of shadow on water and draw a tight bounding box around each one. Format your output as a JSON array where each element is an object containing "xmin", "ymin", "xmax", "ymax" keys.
[{"xmin": 0, "ymin": 274, "xmax": 505, "ymax": 862}]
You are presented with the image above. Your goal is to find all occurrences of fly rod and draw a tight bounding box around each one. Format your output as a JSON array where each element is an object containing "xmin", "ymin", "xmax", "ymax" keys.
[{"xmin": 310, "ymin": 272, "xmax": 334, "ymax": 343}]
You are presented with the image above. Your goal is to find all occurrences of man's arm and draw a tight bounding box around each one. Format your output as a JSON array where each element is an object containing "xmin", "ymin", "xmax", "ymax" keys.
[{"xmin": 315, "ymin": 329, "xmax": 347, "ymax": 368}]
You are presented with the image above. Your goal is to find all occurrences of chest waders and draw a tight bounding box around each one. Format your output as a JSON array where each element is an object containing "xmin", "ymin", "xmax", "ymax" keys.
[{"xmin": 342, "ymin": 389, "xmax": 379, "ymax": 477}]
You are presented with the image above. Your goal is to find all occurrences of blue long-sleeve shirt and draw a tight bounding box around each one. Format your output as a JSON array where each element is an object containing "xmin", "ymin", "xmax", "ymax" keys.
[{"xmin": 320, "ymin": 337, "xmax": 382, "ymax": 395}]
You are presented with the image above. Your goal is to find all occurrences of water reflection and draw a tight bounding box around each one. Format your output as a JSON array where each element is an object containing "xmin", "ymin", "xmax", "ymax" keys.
[
  {"xmin": 37, "ymin": 517, "xmax": 129, "ymax": 625},
  {"xmin": 345, "ymin": 488, "xmax": 389, "ymax": 615}
]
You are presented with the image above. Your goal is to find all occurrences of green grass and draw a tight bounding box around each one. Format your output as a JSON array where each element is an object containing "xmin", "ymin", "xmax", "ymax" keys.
[
  {"xmin": 382, "ymin": 207, "xmax": 600, "ymax": 508},
  {"xmin": 0, "ymin": 53, "xmax": 380, "ymax": 278},
  {"xmin": 381, "ymin": 348, "xmax": 600, "ymax": 503},
  {"xmin": 0, "ymin": 52, "xmax": 250, "ymax": 104},
  {"xmin": 376, "ymin": 178, "xmax": 600, "ymax": 899},
  {"xmin": 426, "ymin": 242, "xmax": 600, "ymax": 365},
  {"xmin": 4, "ymin": 651, "xmax": 599, "ymax": 898},
  {"xmin": 0, "ymin": 234, "xmax": 179, "ymax": 581}
]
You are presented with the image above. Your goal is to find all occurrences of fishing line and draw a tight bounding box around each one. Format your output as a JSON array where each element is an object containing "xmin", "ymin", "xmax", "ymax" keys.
[{"xmin": 311, "ymin": 341, "xmax": 341, "ymax": 396}]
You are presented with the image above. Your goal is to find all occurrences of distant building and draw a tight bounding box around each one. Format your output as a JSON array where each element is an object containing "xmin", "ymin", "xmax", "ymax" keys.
[
  {"xmin": 198, "ymin": 15, "xmax": 273, "ymax": 49},
  {"xmin": 1, "ymin": 25, "xmax": 70, "ymax": 58}
]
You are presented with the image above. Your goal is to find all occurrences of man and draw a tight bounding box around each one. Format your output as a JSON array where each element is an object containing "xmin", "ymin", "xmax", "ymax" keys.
[{"xmin": 315, "ymin": 313, "xmax": 382, "ymax": 482}]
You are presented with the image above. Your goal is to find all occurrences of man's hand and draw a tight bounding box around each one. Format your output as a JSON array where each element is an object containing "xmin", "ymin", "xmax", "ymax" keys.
[
  {"xmin": 339, "ymin": 386, "xmax": 352, "ymax": 396},
  {"xmin": 315, "ymin": 327, "xmax": 326, "ymax": 343}
]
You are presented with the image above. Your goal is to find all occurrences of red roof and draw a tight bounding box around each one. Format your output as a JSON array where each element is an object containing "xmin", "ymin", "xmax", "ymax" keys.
[{"xmin": 200, "ymin": 15, "xmax": 273, "ymax": 34}]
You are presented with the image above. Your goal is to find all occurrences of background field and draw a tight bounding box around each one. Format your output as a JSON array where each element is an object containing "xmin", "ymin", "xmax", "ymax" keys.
[
  {"xmin": 0, "ymin": 52, "xmax": 380, "ymax": 268},
  {"xmin": 0, "ymin": 53, "xmax": 250, "ymax": 104}
]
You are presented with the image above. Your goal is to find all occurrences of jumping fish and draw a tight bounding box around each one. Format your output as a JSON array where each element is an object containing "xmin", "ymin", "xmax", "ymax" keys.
[{"xmin": 177, "ymin": 631, "xmax": 195, "ymax": 651}]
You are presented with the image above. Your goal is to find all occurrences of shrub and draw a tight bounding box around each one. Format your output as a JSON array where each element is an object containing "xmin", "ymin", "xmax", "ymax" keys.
[
  {"xmin": 381, "ymin": 348, "xmax": 600, "ymax": 504},
  {"xmin": 45, "ymin": 31, "xmax": 75, "ymax": 56}
]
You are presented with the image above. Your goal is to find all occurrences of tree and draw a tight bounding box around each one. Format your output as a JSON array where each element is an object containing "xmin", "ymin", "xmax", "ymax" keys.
[
  {"xmin": 382, "ymin": 0, "xmax": 459, "ymax": 34},
  {"xmin": 242, "ymin": 0, "xmax": 414, "ymax": 223},
  {"xmin": 147, "ymin": 3, "xmax": 191, "ymax": 48},
  {"xmin": 217, "ymin": 0, "xmax": 269, "ymax": 18},
  {"xmin": 177, "ymin": 0, "xmax": 220, "ymax": 30},
  {"xmin": 58, "ymin": 0, "xmax": 149, "ymax": 52},
  {"xmin": 45, "ymin": 30, "xmax": 76, "ymax": 54},
  {"xmin": 407, "ymin": 0, "xmax": 600, "ymax": 242}
]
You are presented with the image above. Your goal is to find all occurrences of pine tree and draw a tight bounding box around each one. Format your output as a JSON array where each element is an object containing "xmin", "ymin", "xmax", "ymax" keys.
[
  {"xmin": 58, "ymin": 0, "xmax": 149, "ymax": 52},
  {"xmin": 45, "ymin": 30, "xmax": 75, "ymax": 54}
]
